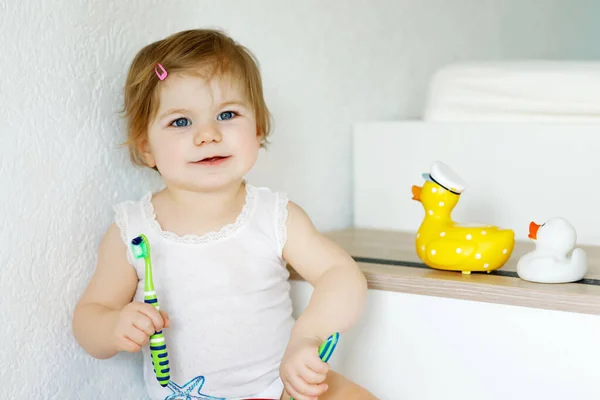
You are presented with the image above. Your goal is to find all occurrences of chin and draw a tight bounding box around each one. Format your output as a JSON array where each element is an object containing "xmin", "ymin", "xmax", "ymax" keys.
[
  {"xmin": 184, "ymin": 174, "xmax": 245, "ymax": 192},
  {"xmin": 159, "ymin": 161, "xmax": 253, "ymax": 192}
]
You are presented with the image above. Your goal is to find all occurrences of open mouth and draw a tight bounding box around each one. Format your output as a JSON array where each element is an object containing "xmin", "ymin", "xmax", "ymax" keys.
[{"xmin": 192, "ymin": 155, "xmax": 231, "ymax": 165}]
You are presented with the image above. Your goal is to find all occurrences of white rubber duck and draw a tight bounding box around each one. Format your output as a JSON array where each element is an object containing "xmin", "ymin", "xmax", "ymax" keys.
[{"xmin": 516, "ymin": 217, "xmax": 588, "ymax": 283}]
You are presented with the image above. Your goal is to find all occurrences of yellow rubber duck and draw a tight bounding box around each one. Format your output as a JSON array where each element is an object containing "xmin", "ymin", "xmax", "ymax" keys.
[{"xmin": 411, "ymin": 161, "xmax": 515, "ymax": 274}]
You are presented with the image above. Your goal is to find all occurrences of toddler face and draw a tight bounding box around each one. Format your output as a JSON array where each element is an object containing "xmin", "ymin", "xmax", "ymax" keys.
[{"xmin": 145, "ymin": 72, "xmax": 261, "ymax": 191}]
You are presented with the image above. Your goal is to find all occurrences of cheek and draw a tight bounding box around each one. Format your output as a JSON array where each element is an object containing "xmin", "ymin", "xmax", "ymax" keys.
[
  {"xmin": 230, "ymin": 130, "xmax": 260, "ymax": 169},
  {"xmin": 152, "ymin": 133, "xmax": 186, "ymax": 164},
  {"xmin": 228, "ymin": 121, "xmax": 260, "ymax": 150},
  {"xmin": 240, "ymin": 131, "xmax": 261, "ymax": 157}
]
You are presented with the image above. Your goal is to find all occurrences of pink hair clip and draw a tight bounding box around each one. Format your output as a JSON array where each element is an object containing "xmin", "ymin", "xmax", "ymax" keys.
[{"xmin": 155, "ymin": 63, "xmax": 168, "ymax": 81}]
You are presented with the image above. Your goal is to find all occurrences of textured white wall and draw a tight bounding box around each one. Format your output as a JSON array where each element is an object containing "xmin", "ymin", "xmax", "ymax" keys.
[{"xmin": 1, "ymin": 0, "xmax": 599, "ymax": 398}]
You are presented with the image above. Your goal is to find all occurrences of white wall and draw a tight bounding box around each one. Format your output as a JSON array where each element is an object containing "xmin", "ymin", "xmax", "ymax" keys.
[
  {"xmin": 1, "ymin": 0, "xmax": 599, "ymax": 398},
  {"xmin": 354, "ymin": 122, "xmax": 600, "ymax": 246}
]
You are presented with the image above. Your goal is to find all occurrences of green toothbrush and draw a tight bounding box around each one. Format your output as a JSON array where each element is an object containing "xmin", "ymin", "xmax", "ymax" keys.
[
  {"xmin": 290, "ymin": 332, "xmax": 340, "ymax": 400},
  {"xmin": 131, "ymin": 234, "xmax": 170, "ymax": 387}
]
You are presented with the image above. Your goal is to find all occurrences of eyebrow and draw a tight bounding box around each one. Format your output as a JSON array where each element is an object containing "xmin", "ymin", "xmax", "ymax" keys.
[
  {"xmin": 158, "ymin": 108, "xmax": 189, "ymax": 120},
  {"xmin": 220, "ymin": 100, "xmax": 248, "ymax": 109}
]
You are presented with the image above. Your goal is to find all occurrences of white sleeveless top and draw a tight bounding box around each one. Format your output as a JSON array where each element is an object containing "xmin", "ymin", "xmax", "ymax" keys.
[{"xmin": 114, "ymin": 183, "xmax": 295, "ymax": 399}]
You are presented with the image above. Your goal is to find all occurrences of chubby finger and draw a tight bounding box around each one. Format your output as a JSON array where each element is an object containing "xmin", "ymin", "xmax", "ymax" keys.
[
  {"xmin": 117, "ymin": 336, "xmax": 141, "ymax": 353},
  {"xmin": 284, "ymin": 380, "xmax": 316, "ymax": 400},
  {"xmin": 307, "ymin": 355, "xmax": 330, "ymax": 375},
  {"xmin": 288, "ymin": 371, "xmax": 328, "ymax": 399},
  {"xmin": 136, "ymin": 303, "xmax": 165, "ymax": 332},
  {"xmin": 298, "ymin": 366, "xmax": 327, "ymax": 384},
  {"xmin": 133, "ymin": 314, "xmax": 157, "ymax": 337},
  {"xmin": 127, "ymin": 326, "xmax": 150, "ymax": 346},
  {"xmin": 160, "ymin": 310, "xmax": 170, "ymax": 328}
]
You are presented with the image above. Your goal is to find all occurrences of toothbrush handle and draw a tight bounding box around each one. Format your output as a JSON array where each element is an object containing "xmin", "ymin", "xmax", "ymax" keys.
[
  {"xmin": 318, "ymin": 332, "xmax": 339, "ymax": 362},
  {"xmin": 289, "ymin": 333, "xmax": 339, "ymax": 400},
  {"xmin": 145, "ymin": 291, "xmax": 170, "ymax": 387}
]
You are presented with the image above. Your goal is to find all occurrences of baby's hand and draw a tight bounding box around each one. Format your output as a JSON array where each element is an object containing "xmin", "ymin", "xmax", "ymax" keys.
[
  {"xmin": 113, "ymin": 301, "xmax": 170, "ymax": 353},
  {"xmin": 280, "ymin": 336, "xmax": 330, "ymax": 400}
]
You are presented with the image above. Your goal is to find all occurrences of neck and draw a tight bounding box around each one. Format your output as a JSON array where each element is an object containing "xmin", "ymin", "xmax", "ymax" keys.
[{"xmin": 163, "ymin": 180, "xmax": 246, "ymax": 219}]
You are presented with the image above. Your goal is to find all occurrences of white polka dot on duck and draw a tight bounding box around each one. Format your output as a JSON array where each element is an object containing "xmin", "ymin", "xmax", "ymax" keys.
[
  {"xmin": 440, "ymin": 232, "xmax": 446, "ymax": 237},
  {"xmin": 422, "ymin": 246, "xmax": 425, "ymax": 251},
  {"xmin": 431, "ymin": 249, "xmax": 436, "ymax": 255},
  {"xmin": 503, "ymin": 249, "xmax": 507, "ymax": 254},
  {"xmin": 432, "ymin": 188, "xmax": 437, "ymax": 193},
  {"xmin": 439, "ymin": 202, "xmax": 445, "ymax": 207},
  {"xmin": 481, "ymin": 231, "xmax": 487, "ymax": 235},
  {"xmin": 456, "ymin": 248, "xmax": 462, "ymax": 254},
  {"xmin": 475, "ymin": 253, "xmax": 481, "ymax": 259},
  {"xmin": 484, "ymin": 263, "xmax": 489, "ymax": 268},
  {"xmin": 428, "ymin": 210, "xmax": 433, "ymax": 215},
  {"xmin": 466, "ymin": 234, "xmax": 472, "ymax": 240}
]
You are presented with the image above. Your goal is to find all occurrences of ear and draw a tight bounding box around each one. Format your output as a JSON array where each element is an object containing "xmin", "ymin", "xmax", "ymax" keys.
[
  {"xmin": 139, "ymin": 138, "xmax": 156, "ymax": 168},
  {"xmin": 256, "ymin": 125, "xmax": 266, "ymax": 147},
  {"xmin": 257, "ymin": 132, "xmax": 268, "ymax": 149}
]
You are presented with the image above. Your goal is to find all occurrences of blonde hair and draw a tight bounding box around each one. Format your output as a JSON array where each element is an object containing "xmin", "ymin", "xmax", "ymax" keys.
[{"xmin": 121, "ymin": 29, "xmax": 271, "ymax": 168}]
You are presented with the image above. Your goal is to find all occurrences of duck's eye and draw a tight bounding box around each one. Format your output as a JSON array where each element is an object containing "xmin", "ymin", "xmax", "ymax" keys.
[
  {"xmin": 171, "ymin": 117, "xmax": 191, "ymax": 127},
  {"xmin": 217, "ymin": 111, "xmax": 237, "ymax": 121}
]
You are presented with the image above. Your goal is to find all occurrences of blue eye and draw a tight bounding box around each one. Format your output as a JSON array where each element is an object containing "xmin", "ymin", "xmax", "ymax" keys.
[
  {"xmin": 171, "ymin": 117, "xmax": 191, "ymax": 127},
  {"xmin": 217, "ymin": 111, "xmax": 237, "ymax": 121}
]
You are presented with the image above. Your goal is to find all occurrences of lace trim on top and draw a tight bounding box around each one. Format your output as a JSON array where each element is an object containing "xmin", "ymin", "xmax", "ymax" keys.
[
  {"xmin": 141, "ymin": 184, "xmax": 256, "ymax": 245},
  {"xmin": 113, "ymin": 201, "xmax": 137, "ymax": 265},
  {"xmin": 276, "ymin": 192, "xmax": 289, "ymax": 253},
  {"xmin": 113, "ymin": 203, "xmax": 129, "ymax": 245}
]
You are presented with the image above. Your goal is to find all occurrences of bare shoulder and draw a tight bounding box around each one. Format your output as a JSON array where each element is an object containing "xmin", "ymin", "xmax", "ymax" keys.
[
  {"xmin": 98, "ymin": 222, "xmax": 127, "ymax": 252},
  {"xmin": 282, "ymin": 201, "xmax": 357, "ymax": 284},
  {"xmin": 285, "ymin": 200, "xmax": 317, "ymax": 233},
  {"xmin": 75, "ymin": 223, "xmax": 138, "ymax": 310}
]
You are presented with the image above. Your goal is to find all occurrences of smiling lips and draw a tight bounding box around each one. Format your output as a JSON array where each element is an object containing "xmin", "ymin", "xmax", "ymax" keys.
[{"xmin": 192, "ymin": 155, "xmax": 231, "ymax": 166}]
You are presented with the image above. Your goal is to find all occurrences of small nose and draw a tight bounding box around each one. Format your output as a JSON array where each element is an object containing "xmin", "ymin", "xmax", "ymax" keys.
[{"xmin": 193, "ymin": 123, "xmax": 222, "ymax": 146}]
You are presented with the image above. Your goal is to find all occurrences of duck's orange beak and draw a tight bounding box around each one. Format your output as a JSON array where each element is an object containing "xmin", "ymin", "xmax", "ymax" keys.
[
  {"xmin": 528, "ymin": 221, "xmax": 541, "ymax": 240},
  {"xmin": 412, "ymin": 185, "xmax": 422, "ymax": 201}
]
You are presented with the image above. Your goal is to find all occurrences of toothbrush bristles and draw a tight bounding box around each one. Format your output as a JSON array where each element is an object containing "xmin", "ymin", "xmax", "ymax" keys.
[{"xmin": 131, "ymin": 236, "xmax": 148, "ymax": 259}]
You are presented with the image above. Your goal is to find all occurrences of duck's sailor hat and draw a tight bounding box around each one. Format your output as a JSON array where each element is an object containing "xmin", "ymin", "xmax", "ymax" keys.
[{"xmin": 422, "ymin": 161, "xmax": 467, "ymax": 195}]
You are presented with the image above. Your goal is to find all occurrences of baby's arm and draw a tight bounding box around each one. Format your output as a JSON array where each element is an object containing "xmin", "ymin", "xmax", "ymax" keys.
[
  {"xmin": 280, "ymin": 202, "xmax": 368, "ymax": 398},
  {"xmin": 283, "ymin": 201, "xmax": 368, "ymax": 343},
  {"xmin": 72, "ymin": 224, "xmax": 167, "ymax": 359}
]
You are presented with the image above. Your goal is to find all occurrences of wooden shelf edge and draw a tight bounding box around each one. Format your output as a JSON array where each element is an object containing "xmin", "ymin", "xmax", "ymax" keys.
[
  {"xmin": 288, "ymin": 263, "xmax": 600, "ymax": 316},
  {"xmin": 288, "ymin": 228, "xmax": 600, "ymax": 315}
]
